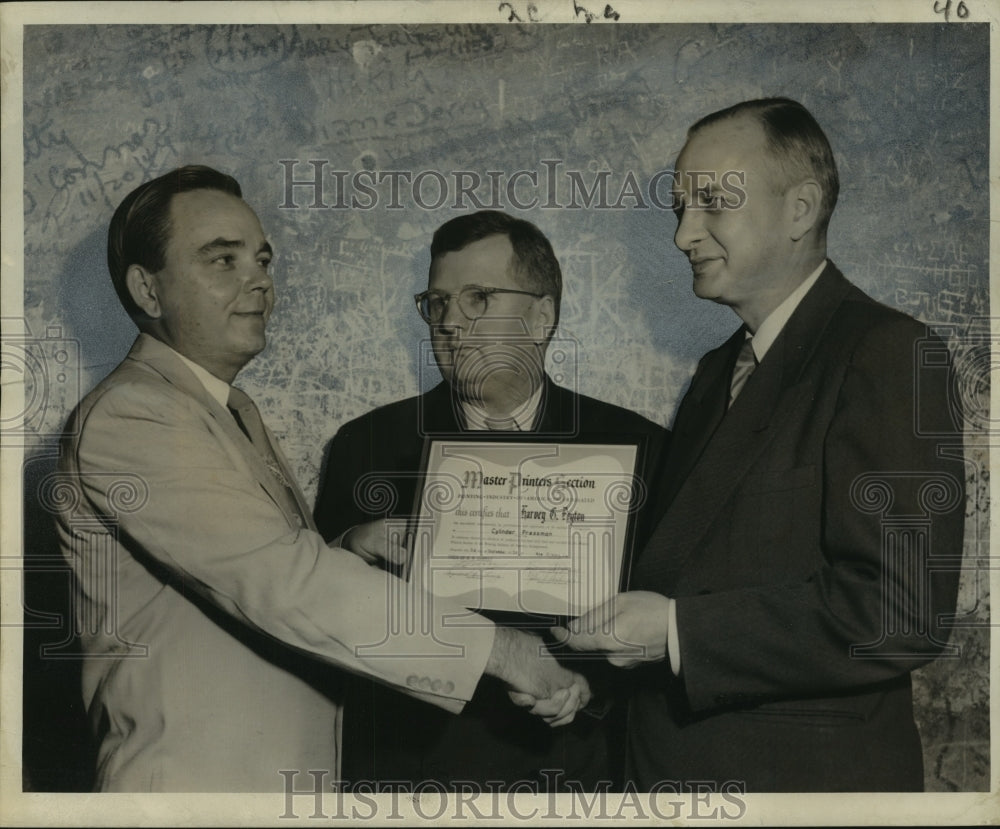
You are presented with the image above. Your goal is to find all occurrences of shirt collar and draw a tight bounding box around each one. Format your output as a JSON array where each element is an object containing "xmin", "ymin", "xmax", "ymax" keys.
[
  {"xmin": 168, "ymin": 346, "xmax": 233, "ymax": 408},
  {"xmin": 460, "ymin": 383, "xmax": 544, "ymax": 431},
  {"xmin": 748, "ymin": 260, "xmax": 826, "ymax": 362}
]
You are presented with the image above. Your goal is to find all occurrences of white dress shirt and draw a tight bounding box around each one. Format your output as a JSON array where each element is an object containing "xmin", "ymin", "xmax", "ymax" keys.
[
  {"xmin": 171, "ymin": 348, "xmax": 232, "ymax": 408},
  {"xmin": 460, "ymin": 383, "xmax": 544, "ymax": 431}
]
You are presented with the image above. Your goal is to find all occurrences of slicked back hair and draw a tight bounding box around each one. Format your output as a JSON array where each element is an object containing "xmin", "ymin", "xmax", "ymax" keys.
[
  {"xmin": 107, "ymin": 165, "xmax": 243, "ymax": 319},
  {"xmin": 690, "ymin": 97, "xmax": 839, "ymax": 234}
]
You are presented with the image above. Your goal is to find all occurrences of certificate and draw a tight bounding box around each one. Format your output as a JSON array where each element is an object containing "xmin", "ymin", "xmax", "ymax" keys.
[{"xmin": 407, "ymin": 439, "xmax": 643, "ymax": 618}]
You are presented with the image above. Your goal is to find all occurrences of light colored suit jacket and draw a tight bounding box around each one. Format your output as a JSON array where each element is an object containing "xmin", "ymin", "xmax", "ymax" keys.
[{"xmin": 53, "ymin": 334, "xmax": 494, "ymax": 792}]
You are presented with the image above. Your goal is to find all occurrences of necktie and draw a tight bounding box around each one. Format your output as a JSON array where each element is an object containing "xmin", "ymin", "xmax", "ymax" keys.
[
  {"xmin": 227, "ymin": 386, "xmax": 298, "ymax": 503},
  {"xmin": 728, "ymin": 336, "xmax": 757, "ymax": 407}
]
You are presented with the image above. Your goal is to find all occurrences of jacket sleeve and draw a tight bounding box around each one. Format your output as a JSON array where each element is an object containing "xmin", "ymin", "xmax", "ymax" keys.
[{"xmin": 66, "ymin": 379, "xmax": 494, "ymax": 713}]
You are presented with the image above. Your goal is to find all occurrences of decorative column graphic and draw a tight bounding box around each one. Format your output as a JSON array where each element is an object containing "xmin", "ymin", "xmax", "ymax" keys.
[
  {"xmin": 36, "ymin": 471, "xmax": 150, "ymax": 658},
  {"xmin": 849, "ymin": 471, "xmax": 964, "ymax": 659}
]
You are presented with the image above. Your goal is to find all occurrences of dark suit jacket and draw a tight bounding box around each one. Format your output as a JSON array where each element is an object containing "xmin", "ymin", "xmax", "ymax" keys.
[
  {"xmin": 628, "ymin": 263, "xmax": 964, "ymax": 792},
  {"xmin": 315, "ymin": 377, "xmax": 668, "ymax": 789}
]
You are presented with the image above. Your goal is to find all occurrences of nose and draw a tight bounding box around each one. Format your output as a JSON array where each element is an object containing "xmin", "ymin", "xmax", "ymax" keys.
[
  {"xmin": 673, "ymin": 206, "xmax": 705, "ymax": 253},
  {"xmin": 246, "ymin": 260, "xmax": 274, "ymax": 293}
]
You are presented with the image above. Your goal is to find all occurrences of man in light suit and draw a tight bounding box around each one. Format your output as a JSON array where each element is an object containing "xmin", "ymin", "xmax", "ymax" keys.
[
  {"xmin": 314, "ymin": 210, "xmax": 668, "ymax": 789},
  {"xmin": 557, "ymin": 98, "xmax": 964, "ymax": 791},
  {"xmin": 54, "ymin": 167, "xmax": 588, "ymax": 792}
]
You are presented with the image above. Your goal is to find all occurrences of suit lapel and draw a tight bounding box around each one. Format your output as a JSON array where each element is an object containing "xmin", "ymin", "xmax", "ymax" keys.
[
  {"xmin": 636, "ymin": 263, "xmax": 853, "ymax": 587},
  {"xmin": 652, "ymin": 329, "xmax": 742, "ymax": 516},
  {"xmin": 126, "ymin": 335, "xmax": 312, "ymax": 530},
  {"xmin": 420, "ymin": 382, "xmax": 464, "ymax": 434},
  {"xmin": 535, "ymin": 377, "xmax": 572, "ymax": 435},
  {"xmin": 257, "ymin": 418, "xmax": 316, "ymax": 530}
]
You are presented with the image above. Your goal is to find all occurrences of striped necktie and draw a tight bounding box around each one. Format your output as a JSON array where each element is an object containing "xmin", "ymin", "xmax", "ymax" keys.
[
  {"xmin": 728, "ymin": 336, "xmax": 757, "ymax": 407},
  {"xmin": 227, "ymin": 387, "xmax": 303, "ymax": 523}
]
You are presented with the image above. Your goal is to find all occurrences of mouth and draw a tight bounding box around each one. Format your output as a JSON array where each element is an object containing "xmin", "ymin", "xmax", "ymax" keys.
[
  {"xmin": 689, "ymin": 257, "xmax": 721, "ymax": 275},
  {"xmin": 435, "ymin": 343, "xmax": 478, "ymax": 363}
]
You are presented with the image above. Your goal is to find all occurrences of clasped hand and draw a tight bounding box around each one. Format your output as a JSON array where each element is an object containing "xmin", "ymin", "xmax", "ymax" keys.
[
  {"xmin": 339, "ymin": 524, "xmax": 596, "ymax": 725},
  {"xmin": 335, "ymin": 519, "xmax": 410, "ymax": 569},
  {"xmin": 488, "ymin": 628, "xmax": 591, "ymax": 727}
]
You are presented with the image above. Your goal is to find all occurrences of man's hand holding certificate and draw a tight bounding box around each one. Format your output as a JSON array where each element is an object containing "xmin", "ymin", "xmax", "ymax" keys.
[
  {"xmin": 552, "ymin": 591, "xmax": 673, "ymax": 668},
  {"xmin": 332, "ymin": 518, "xmax": 409, "ymax": 568}
]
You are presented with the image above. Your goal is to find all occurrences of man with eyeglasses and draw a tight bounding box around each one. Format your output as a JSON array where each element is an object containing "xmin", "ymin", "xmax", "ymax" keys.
[{"xmin": 314, "ymin": 210, "xmax": 668, "ymax": 791}]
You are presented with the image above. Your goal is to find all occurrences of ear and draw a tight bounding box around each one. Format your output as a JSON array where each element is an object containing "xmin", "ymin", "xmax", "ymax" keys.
[
  {"xmin": 788, "ymin": 179, "xmax": 823, "ymax": 241},
  {"xmin": 533, "ymin": 295, "xmax": 556, "ymax": 344},
  {"xmin": 126, "ymin": 265, "xmax": 163, "ymax": 319}
]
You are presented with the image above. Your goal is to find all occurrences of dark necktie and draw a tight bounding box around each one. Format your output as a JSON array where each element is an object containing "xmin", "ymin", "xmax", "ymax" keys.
[
  {"xmin": 227, "ymin": 386, "xmax": 303, "ymax": 521},
  {"xmin": 728, "ymin": 336, "xmax": 757, "ymax": 407}
]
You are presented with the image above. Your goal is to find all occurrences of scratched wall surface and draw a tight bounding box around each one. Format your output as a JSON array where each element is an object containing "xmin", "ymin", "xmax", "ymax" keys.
[{"xmin": 19, "ymin": 23, "xmax": 989, "ymax": 791}]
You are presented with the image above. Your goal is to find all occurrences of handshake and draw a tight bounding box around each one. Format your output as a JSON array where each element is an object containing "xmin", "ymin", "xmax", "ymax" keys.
[
  {"xmin": 341, "ymin": 519, "xmax": 672, "ymax": 726},
  {"xmin": 485, "ymin": 627, "xmax": 592, "ymax": 727},
  {"xmin": 338, "ymin": 519, "xmax": 595, "ymax": 727}
]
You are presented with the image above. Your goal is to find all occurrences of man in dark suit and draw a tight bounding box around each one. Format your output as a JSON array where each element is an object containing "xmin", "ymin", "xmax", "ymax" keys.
[
  {"xmin": 556, "ymin": 98, "xmax": 964, "ymax": 791},
  {"xmin": 315, "ymin": 210, "xmax": 668, "ymax": 790}
]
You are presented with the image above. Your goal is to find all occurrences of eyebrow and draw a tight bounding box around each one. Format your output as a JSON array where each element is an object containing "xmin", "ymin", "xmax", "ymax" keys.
[
  {"xmin": 671, "ymin": 183, "xmax": 723, "ymax": 209},
  {"xmin": 197, "ymin": 238, "xmax": 274, "ymax": 257}
]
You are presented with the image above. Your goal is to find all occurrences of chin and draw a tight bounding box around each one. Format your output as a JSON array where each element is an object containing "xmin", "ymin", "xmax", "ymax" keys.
[
  {"xmin": 692, "ymin": 277, "xmax": 723, "ymax": 301},
  {"xmin": 447, "ymin": 375, "xmax": 474, "ymax": 399},
  {"xmin": 241, "ymin": 337, "xmax": 267, "ymax": 358}
]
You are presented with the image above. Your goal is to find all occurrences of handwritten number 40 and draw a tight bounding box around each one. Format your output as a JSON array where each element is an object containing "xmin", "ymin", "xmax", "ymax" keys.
[{"xmin": 933, "ymin": 0, "xmax": 970, "ymax": 21}]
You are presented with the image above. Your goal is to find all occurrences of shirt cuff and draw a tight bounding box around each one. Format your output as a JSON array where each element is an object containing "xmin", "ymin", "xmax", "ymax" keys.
[{"xmin": 667, "ymin": 597, "xmax": 681, "ymax": 676}]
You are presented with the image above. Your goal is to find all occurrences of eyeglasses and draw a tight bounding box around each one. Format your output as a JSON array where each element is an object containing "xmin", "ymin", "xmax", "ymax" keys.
[{"xmin": 414, "ymin": 284, "xmax": 545, "ymax": 324}]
